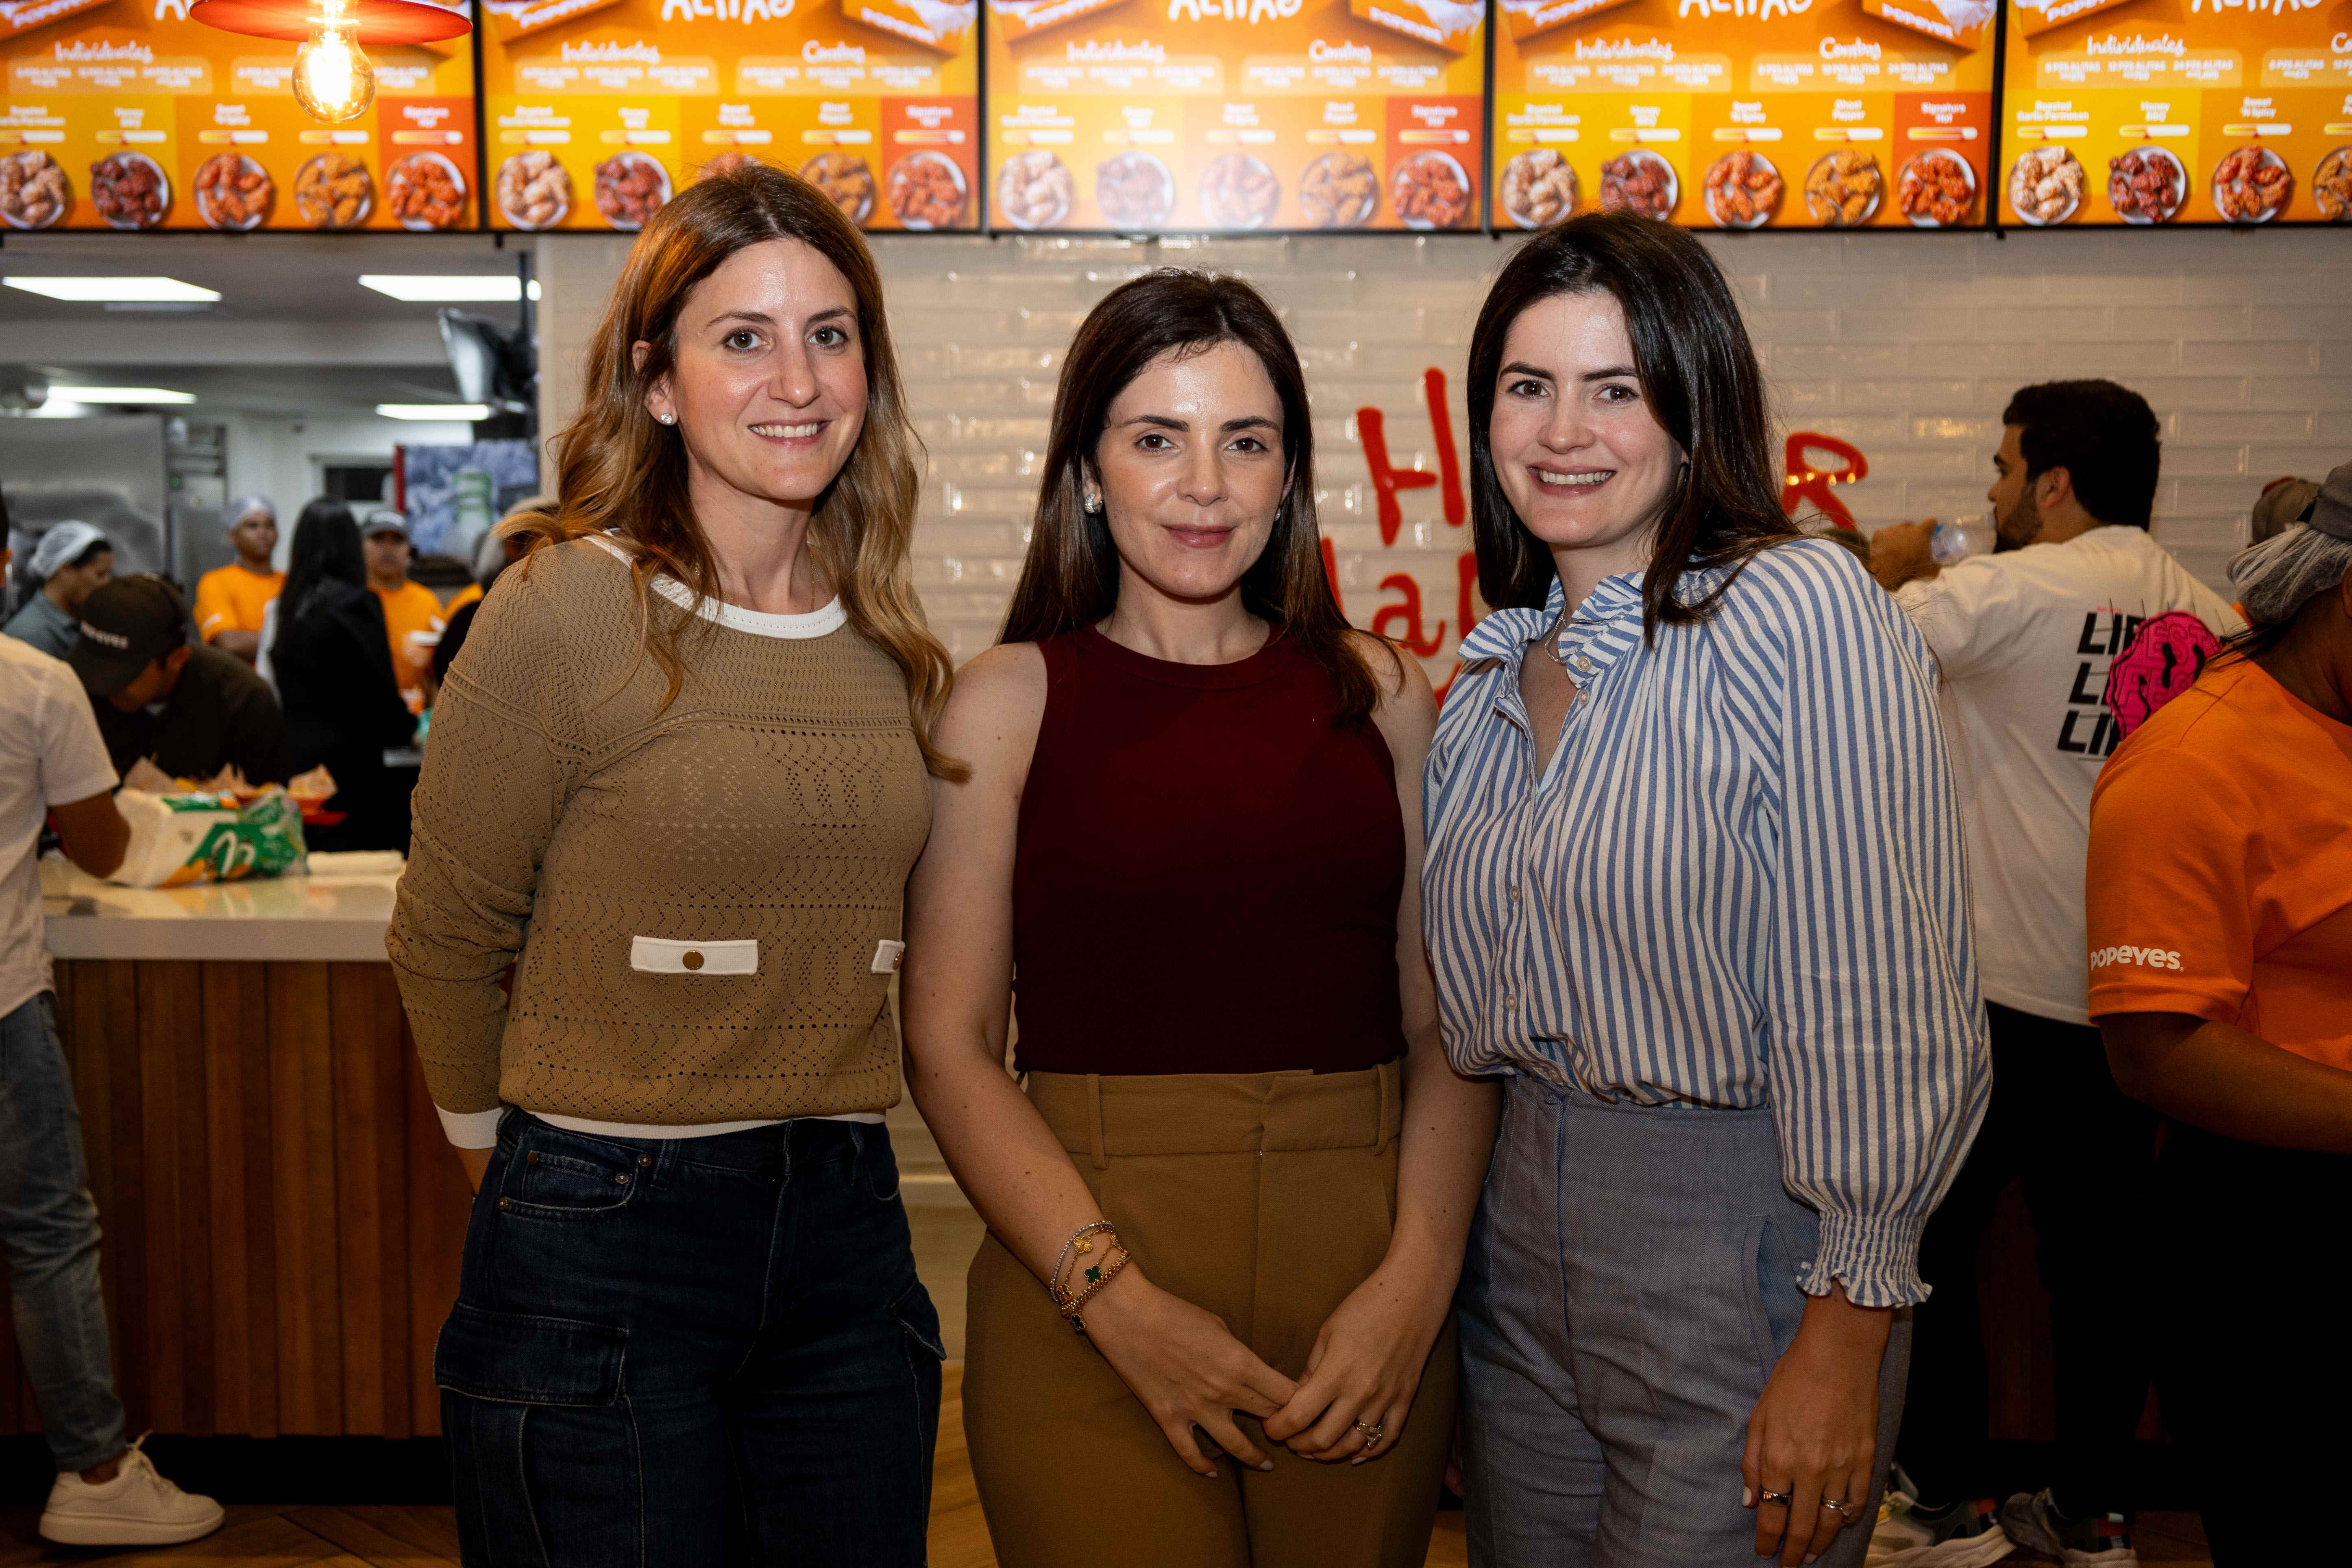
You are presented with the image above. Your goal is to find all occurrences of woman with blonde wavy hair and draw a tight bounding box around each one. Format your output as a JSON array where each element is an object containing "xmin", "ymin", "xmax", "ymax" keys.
[{"xmin": 387, "ymin": 164, "xmax": 956, "ymax": 1566}]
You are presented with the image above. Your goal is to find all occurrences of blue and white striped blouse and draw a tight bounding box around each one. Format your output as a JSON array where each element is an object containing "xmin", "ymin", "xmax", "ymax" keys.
[{"xmin": 1422, "ymin": 538, "xmax": 1989, "ymax": 1308}]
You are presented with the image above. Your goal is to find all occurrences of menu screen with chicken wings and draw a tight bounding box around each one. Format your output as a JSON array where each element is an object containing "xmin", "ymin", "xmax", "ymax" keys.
[
  {"xmin": 1490, "ymin": 0, "xmax": 1997, "ymax": 230},
  {"xmin": 982, "ymin": 0, "xmax": 1487, "ymax": 231},
  {"xmin": 1999, "ymin": 0, "xmax": 2351, "ymax": 225},
  {"xmin": 477, "ymin": 0, "xmax": 980, "ymax": 231},
  {"xmin": 0, "ymin": 0, "xmax": 476, "ymax": 231}
]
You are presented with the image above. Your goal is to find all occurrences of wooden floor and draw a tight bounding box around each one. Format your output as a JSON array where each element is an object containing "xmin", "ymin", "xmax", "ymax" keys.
[{"xmin": 0, "ymin": 1360, "xmax": 2209, "ymax": 1565}]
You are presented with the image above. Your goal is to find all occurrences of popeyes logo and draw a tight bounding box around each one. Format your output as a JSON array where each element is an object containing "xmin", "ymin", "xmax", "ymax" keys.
[{"xmin": 1344, "ymin": 372, "xmax": 1868, "ymax": 699}]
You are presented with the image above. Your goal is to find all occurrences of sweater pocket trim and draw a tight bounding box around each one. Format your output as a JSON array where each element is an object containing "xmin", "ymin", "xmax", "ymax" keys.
[{"xmin": 628, "ymin": 936, "xmax": 758, "ymax": 976}]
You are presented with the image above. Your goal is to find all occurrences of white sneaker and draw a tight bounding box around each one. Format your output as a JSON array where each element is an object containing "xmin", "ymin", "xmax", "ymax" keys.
[
  {"xmin": 38, "ymin": 1436, "xmax": 226, "ymax": 1546},
  {"xmin": 1867, "ymin": 1484, "xmax": 2015, "ymax": 1568},
  {"xmin": 1999, "ymin": 1490, "xmax": 2140, "ymax": 1566}
]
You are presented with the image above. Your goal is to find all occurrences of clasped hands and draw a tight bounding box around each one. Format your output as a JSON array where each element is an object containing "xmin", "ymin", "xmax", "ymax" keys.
[{"xmin": 1081, "ymin": 1261, "xmax": 1442, "ymax": 1478}]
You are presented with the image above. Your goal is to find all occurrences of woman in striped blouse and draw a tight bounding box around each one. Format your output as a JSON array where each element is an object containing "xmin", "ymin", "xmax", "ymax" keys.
[{"xmin": 1424, "ymin": 215, "xmax": 1990, "ymax": 1568}]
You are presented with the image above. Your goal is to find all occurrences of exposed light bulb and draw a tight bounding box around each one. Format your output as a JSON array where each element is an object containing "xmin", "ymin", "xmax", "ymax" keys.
[{"xmin": 292, "ymin": 3, "xmax": 375, "ymax": 124}]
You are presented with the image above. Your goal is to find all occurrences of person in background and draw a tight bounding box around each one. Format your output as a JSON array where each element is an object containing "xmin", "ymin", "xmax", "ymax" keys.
[
  {"xmin": 1865, "ymin": 382, "xmax": 2240, "ymax": 1568},
  {"xmin": 2248, "ymin": 474, "xmax": 2319, "ymax": 546},
  {"xmin": 440, "ymin": 495, "xmax": 547, "ymax": 618},
  {"xmin": 3, "ymin": 523, "xmax": 111, "ymax": 659},
  {"xmin": 68, "ymin": 577, "xmax": 288, "ymax": 788},
  {"xmin": 192, "ymin": 496, "xmax": 283, "ymax": 663},
  {"xmin": 271, "ymin": 501, "xmax": 416, "ymax": 853},
  {"xmin": 2086, "ymin": 458, "xmax": 2352, "ymax": 1565},
  {"xmin": 1425, "ymin": 215, "xmax": 1988, "ymax": 1568},
  {"xmin": 0, "ymin": 547, "xmax": 224, "ymax": 1549},
  {"xmin": 359, "ymin": 508, "xmax": 445, "ymax": 712}
]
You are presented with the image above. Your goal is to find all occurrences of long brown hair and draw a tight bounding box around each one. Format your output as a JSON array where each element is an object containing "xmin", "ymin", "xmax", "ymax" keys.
[
  {"xmin": 1001, "ymin": 268, "xmax": 1396, "ymax": 723},
  {"xmin": 1467, "ymin": 214, "xmax": 1797, "ymax": 636},
  {"xmin": 529, "ymin": 163, "xmax": 961, "ymax": 777}
]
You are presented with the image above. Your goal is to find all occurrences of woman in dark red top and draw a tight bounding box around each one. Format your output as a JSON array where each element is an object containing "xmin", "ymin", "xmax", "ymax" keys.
[{"xmin": 904, "ymin": 271, "xmax": 1500, "ymax": 1568}]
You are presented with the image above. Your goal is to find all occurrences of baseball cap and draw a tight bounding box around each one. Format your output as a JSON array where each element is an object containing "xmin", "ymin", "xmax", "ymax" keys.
[
  {"xmin": 2311, "ymin": 459, "xmax": 2352, "ymax": 541},
  {"xmin": 30, "ymin": 520, "xmax": 108, "ymax": 581},
  {"xmin": 361, "ymin": 507, "xmax": 410, "ymax": 540},
  {"xmin": 67, "ymin": 575, "xmax": 192, "ymax": 697}
]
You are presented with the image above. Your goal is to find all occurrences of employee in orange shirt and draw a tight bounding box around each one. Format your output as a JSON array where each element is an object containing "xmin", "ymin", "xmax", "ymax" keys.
[
  {"xmin": 359, "ymin": 508, "xmax": 444, "ymax": 713},
  {"xmin": 2086, "ymin": 459, "xmax": 2352, "ymax": 1567},
  {"xmin": 191, "ymin": 496, "xmax": 283, "ymax": 663}
]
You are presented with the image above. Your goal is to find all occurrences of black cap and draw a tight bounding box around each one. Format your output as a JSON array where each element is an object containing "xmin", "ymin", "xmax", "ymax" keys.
[{"xmin": 68, "ymin": 575, "xmax": 191, "ymax": 697}]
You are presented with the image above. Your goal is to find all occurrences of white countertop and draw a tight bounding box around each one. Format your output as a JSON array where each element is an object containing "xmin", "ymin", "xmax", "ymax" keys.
[{"xmin": 41, "ymin": 854, "xmax": 404, "ymax": 963}]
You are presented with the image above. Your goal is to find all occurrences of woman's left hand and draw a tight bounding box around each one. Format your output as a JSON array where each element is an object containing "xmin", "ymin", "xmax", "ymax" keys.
[
  {"xmin": 1262, "ymin": 1259, "xmax": 1450, "ymax": 1464},
  {"xmin": 1742, "ymin": 1282, "xmax": 1892, "ymax": 1566}
]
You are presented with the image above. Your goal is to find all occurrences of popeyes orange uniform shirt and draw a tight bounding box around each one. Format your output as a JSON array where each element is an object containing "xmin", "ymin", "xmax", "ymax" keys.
[
  {"xmin": 2086, "ymin": 657, "xmax": 2352, "ymax": 1071},
  {"xmin": 193, "ymin": 564, "xmax": 283, "ymax": 643},
  {"xmin": 374, "ymin": 580, "xmax": 447, "ymax": 714}
]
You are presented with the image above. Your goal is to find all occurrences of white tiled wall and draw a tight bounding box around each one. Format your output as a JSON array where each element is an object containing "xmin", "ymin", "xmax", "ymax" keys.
[{"xmin": 539, "ymin": 226, "xmax": 2352, "ymax": 684}]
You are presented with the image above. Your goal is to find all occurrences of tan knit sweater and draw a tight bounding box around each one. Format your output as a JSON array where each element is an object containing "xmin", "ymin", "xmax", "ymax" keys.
[{"xmin": 387, "ymin": 538, "xmax": 931, "ymax": 1126}]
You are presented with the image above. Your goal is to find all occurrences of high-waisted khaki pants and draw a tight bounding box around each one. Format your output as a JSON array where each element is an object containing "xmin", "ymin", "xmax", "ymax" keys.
[{"xmin": 964, "ymin": 1063, "xmax": 1455, "ymax": 1568}]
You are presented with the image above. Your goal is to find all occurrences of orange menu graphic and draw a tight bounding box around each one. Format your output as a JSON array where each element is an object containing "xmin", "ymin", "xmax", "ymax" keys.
[
  {"xmin": 1491, "ymin": 0, "xmax": 1996, "ymax": 229},
  {"xmin": 478, "ymin": 0, "xmax": 980, "ymax": 230},
  {"xmin": 2001, "ymin": 0, "xmax": 2352, "ymax": 224},
  {"xmin": 0, "ymin": 0, "xmax": 476, "ymax": 231},
  {"xmin": 984, "ymin": 0, "xmax": 1486, "ymax": 231}
]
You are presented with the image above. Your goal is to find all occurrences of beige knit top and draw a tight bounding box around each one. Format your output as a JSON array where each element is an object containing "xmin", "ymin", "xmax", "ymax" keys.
[{"xmin": 387, "ymin": 537, "xmax": 931, "ymax": 1127}]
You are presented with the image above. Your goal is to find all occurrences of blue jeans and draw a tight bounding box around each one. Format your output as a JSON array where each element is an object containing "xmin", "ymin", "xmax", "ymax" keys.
[
  {"xmin": 1456, "ymin": 1079, "xmax": 1908, "ymax": 1568},
  {"xmin": 0, "ymin": 993, "xmax": 128, "ymax": 1473},
  {"xmin": 436, "ymin": 1112, "xmax": 943, "ymax": 1568}
]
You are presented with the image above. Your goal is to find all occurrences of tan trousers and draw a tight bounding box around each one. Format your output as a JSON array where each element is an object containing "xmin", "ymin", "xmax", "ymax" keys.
[{"xmin": 964, "ymin": 1063, "xmax": 1455, "ymax": 1568}]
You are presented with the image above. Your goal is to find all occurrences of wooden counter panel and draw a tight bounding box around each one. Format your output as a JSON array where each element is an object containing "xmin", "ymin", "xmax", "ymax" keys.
[{"xmin": 0, "ymin": 960, "xmax": 470, "ymax": 1440}]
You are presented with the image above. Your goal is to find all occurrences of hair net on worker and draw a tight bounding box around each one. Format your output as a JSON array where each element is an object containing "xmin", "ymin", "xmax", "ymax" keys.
[
  {"xmin": 2228, "ymin": 458, "xmax": 2352, "ymax": 626},
  {"xmin": 225, "ymin": 494, "xmax": 276, "ymax": 527}
]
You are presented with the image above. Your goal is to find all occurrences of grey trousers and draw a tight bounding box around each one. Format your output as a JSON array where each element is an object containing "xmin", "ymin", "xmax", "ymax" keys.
[{"xmin": 1457, "ymin": 1078, "xmax": 1910, "ymax": 1568}]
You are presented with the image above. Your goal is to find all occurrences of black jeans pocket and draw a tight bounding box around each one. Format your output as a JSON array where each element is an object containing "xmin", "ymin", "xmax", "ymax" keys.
[
  {"xmin": 437, "ymin": 1306, "xmax": 638, "ymax": 1568},
  {"xmin": 494, "ymin": 1122, "xmax": 647, "ymax": 1221}
]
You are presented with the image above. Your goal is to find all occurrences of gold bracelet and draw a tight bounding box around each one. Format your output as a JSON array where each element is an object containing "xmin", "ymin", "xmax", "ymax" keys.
[
  {"xmin": 1049, "ymin": 1221, "xmax": 1117, "ymax": 1305},
  {"xmin": 1058, "ymin": 1244, "xmax": 1132, "ymax": 1334}
]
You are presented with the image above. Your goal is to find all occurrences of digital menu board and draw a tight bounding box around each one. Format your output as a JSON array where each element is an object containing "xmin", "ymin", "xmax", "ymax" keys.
[
  {"xmin": 1490, "ymin": 0, "xmax": 1997, "ymax": 229},
  {"xmin": 479, "ymin": 0, "xmax": 980, "ymax": 231},
  {"xmin": 983, "ymin": 0, "xmax": 1486, "ymax": 232},
  {"xmin": 1, "ymin": 0, "xmax": 476, "ymax": 231},
  {"xmin": 2000, "ymin": 0, "xmax": 2351, "ymax": 224}
]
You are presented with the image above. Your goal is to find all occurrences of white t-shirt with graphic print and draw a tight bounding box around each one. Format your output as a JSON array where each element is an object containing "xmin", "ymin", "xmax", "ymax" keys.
[{"xmin": 1897, "ymin": 525, "xmax": 2241, "ymax": 1026}]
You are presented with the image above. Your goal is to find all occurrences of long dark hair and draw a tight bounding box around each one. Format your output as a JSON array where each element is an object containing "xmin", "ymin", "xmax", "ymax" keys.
[
  {"xmin": 1002, "ymin": 268, "xmax": 1395, "ymax": 723},
  {"xmin": 1467, "ymin": 214, "xmax": 1797, "ymax": 634},
  {"xmin": 272, "ymin": 497, "xmax": 364, "ymax": 667},
  {"xmin": 535, "ymin": 164, "xmax": 958, "ymax": 777}
]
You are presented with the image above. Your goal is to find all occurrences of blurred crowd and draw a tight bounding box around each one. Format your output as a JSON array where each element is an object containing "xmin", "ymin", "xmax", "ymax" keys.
[{"xmin": 3, "ymin": 490, "xmax": 536, "ymax": 854}]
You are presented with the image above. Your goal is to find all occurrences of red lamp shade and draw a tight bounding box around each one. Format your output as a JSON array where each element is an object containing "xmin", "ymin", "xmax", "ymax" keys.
[{"xmin": 187, "ymin": 0, "xmax": 471, "ymax": 43}]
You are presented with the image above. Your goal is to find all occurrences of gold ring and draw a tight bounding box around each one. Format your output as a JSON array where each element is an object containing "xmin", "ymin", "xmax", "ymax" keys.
[
  {"xmin": 1821, "ymin": 1497, "xmax": 1857, "ymax": 1523},
  {"xmin": 1757, "ymin": 1489, "xmax": 1793, "ymax": 1507},
  {"xmin": 1353, "ymin": 1420, "xmax": 1384, "ymax": 1448}
]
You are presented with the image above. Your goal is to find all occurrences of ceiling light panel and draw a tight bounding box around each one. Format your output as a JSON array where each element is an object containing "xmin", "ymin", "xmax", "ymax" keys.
[
  {"xmin": 359, "ymin": 275, "xmax": 541, "ymax": 303},
  {"xmin": 4, "ymin": 277, "xmax": 222, "ymax": 304},
  {"xmin": 377, "ymin": 403, "xmax": 490, "ymax": 420},
  {"xmin": 53, "ymin": 387, "xmax": 197, "ymax": 404}
]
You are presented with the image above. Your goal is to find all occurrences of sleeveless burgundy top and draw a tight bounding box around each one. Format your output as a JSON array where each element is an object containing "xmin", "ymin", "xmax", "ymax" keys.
[{"xmin": 1011, "ymin": 627, "xmax": 1408, "ymax": 1076}]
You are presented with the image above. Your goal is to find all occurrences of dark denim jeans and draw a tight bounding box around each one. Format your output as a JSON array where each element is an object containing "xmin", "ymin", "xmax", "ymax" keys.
[
  {"xmin": 436, "ymin": 1112, "xmax": 943, "ymax": 1567},
  {"xmin": 0, "ymin": 993, "xmax": 127, "ymax": 1473}
]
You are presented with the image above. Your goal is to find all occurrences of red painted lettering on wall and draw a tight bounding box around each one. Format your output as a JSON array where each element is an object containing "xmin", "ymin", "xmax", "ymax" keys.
[
  {"xmin": 1781, "ymin": 433, "xmax": 1870, "ymax": 530},
  {"xmin": 1373, "ymin": 573, "xmax": 1445, "ymax": 656},
  {"xmin": 1357, "ymin": 370, "xmax": 1466, "ymax": 544}
]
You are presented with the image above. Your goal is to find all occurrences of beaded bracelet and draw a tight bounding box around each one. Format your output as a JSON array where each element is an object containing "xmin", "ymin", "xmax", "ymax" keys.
[
  {"xmin": 1050, "ymin": 1220, "xmax": 1117, "ymax": 1304},
  {"xmin": 1056, "ymin": 1244, "xmax": 1132, "ymax": 1335}
]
